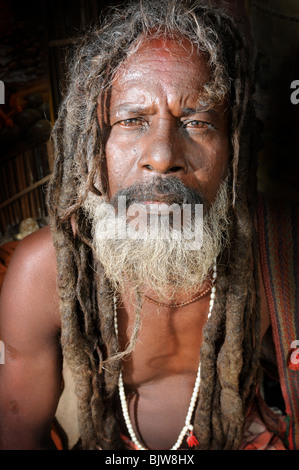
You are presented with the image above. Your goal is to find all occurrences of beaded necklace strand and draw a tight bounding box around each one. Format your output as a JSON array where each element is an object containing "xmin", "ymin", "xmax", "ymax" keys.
[
  {"xmin": 143, "ymin": 283, "xmax": 211, "ymax": 308},
  {"xmin": 113, "ymin": 259, "xmax": 217, "ymax": 450}
]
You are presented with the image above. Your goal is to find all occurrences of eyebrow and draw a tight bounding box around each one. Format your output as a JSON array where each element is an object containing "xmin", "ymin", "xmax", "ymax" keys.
[
  {"xmin": 181, "ymin": 107, "xmax": 201, "ymax": 115},
  {"xmin": 181, "ymin": 107, "xmax": 219, "ymax": 117},
  {"xmin": 110, "ymin": 104, "xmax": 219, "ymax": 117},
  {"xmin": 110, "ymin": 104, "xmax": 153, "ymax": 115}
]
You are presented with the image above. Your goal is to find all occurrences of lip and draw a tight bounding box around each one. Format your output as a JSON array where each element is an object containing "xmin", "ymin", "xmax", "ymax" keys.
[
  {"xmin": 129, "ymin": 200, "xmax": 182, "ymax": 216},
  {"xmin": 143, "ymin": 200, "xmax": 166, "ymax": 205}
]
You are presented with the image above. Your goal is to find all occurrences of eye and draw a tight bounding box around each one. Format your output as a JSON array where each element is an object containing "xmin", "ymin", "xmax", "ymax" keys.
[
  {"xmin": 116, "ymin": 117, "xmax": 146, "ymax": 128},
  {"xmin": 183, "ymin": 120, "xmax": 215, "ymax": 130}
]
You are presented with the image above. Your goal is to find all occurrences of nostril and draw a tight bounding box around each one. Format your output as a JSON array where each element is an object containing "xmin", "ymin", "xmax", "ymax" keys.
[
  {"xmin": 169, "ymin": 166, "xmax": 182, "ymax": 173},
  {"xmin": 144, "ymin": 164, "xmax": 183, "ymax": 173}
]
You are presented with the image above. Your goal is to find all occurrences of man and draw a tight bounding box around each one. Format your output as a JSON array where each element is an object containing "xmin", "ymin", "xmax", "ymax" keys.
[{"xmin": 0, "ymin": 0, "xmax": 298, "ymax": 450}]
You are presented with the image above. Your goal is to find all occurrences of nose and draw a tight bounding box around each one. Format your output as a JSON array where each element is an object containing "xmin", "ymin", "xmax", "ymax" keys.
[{"xmin": 138, "ymin": 120, "xmax": 187, "ymax": 175}]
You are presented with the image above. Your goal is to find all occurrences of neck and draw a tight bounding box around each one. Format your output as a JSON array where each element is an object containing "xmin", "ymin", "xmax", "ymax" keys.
[
  {"xmin": 144, "ymin": 284, "xmax": 211, "ymax": 308},
  {"xmin": 115, "ymin": 283, "xmax": 213, "ymax": 360},
  {"xmin": 118, "ymin": 276, "xmax": 212, "ymax": 310}
]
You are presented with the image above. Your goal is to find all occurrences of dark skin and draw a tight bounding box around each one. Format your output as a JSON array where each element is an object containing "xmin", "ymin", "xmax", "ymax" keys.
[
  {"xmin": 0, "ymin": 38, "xmax": 270, "ymax": 450},
  {"xmin": 0, "ymin": 226, "xmax": 61, "ymax": 449}
]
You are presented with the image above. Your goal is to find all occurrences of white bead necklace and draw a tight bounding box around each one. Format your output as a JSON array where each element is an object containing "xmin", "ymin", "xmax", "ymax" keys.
[{"xmin": 113, "ymin": 260, "xmax": 217, "ymax": 450}]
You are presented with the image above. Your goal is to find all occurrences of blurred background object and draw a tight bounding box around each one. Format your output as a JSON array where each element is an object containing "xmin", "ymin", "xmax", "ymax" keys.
[{"xmin": 247, "ymin": 0, "xmax": 299, "ymax": 203}]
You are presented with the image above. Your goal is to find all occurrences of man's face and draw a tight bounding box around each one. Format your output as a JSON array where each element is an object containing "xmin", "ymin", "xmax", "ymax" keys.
[{"xmin": 99, "ymin": 37, "xmax": 229, "ymax": 205}]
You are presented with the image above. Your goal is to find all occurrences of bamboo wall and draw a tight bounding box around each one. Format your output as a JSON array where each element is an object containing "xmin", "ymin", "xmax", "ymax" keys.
[{"xmin": 0, "ymin": 140, "xmax": 52, "ymax": 236}]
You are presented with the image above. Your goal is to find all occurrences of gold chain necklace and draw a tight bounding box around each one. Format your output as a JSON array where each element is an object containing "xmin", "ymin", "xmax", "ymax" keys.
[{"xmin": 143, "ymin": 283, "xmax": 211, "ymax": 308}]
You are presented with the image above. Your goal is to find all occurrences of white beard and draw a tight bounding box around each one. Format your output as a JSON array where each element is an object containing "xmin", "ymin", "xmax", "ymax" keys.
[{"xmin": 83, "ymin": 177, "xmax": 230, "ymax": 302}]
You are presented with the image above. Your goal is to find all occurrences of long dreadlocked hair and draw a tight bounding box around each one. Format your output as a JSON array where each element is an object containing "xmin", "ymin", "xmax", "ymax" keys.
[{"xmin": 47, "ymin": 0, "xmax": 262, "ymax": 450}]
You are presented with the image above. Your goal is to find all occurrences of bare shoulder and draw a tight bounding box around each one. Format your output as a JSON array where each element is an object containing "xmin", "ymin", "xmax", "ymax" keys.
[
  {"xmin": 11, "ymin": 225, "xmax": 56, "ymax": 267},
  {"xmin": 0, "ymin": 225, "xmax": 61, "ymax": 331},
  {"xmin": 0, "ymin": 227, "xmax": 62, "ymax": 449}
]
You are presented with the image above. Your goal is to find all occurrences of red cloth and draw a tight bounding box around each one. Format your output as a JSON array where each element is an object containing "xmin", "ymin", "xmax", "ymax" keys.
[{"xmin": 240, "ymin": 401, "xmax": 286, "ymax": 450}]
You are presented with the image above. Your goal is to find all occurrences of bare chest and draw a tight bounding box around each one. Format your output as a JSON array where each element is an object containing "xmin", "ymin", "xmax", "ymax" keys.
[
  {"xmin": 115, "ymin": 299, "xmax": 210, "ymax": 449},
  {"xmin": 117, "ymin": 297, "xmax": 209, "ymax": 385},
  {"xmin": 114, "ymin": 270, "xmax": 270, "ymax": 449}
]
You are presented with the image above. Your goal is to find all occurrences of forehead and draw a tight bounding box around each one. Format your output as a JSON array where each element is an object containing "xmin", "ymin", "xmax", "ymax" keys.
[
  {"xmin": 116, "ymin": 36, "xmax": 210, "ymax": 79},
  {"xmin": 106, "ymin": 37, "xmax": 212, "ymax": 113}
]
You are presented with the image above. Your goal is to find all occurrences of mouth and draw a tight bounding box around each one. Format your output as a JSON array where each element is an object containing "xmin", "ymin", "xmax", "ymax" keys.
[
  {"xmin": 137, "ymin": 192, "xmax": 183, "ymax": 204},
  {"xmin": 110, "ymin": 176, "xmax": 206, "ymax": 213},
  {"xmin": 143, "ymin": 201, "xmax": 161, "ymax": 204},
  {"xmin": 132, "ymin": 200, "xmax": 180, "ymax": 216}
]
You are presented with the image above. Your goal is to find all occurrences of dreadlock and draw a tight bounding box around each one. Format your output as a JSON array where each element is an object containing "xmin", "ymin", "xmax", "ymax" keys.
[{"xmin": 47, "ymin": 0, "xmax": 262, "ymax": 450}]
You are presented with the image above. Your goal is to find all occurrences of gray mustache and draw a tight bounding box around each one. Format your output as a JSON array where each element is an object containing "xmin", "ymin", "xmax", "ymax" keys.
[{"xmin": 110, "ymin": 176, "xmax": 207, "ymax": 210}]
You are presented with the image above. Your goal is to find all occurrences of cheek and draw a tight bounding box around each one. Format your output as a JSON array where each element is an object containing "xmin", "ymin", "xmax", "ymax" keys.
[
  {"xmin": 209, "ymin": 135, "xmax": 229, "ymax": 179},
  {"xmin": 105, "ymin": 139, "xmax": 137, "ymax": 197},
  {"xmin": 192, "ymin": 135, "xmax": 229, "ymax": 203}
]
